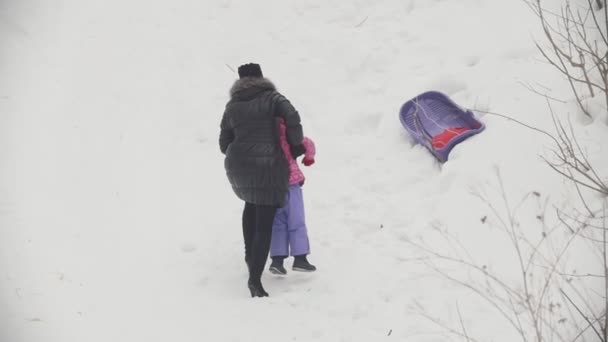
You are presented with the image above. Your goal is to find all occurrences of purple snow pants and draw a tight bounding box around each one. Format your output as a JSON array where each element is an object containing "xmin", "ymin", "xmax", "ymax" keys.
[{"xmin": 270, "ymin": 184, "xmax": 310, "ymax": 257}]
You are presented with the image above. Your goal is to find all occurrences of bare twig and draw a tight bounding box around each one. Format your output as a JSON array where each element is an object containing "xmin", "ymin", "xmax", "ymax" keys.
[
  {"xmin": 529, "ymin": 0, "xmax": 608, "ymax": 120},
  {"xmin": 518, "ymin": 80, "xmax": 568, "ymax": 103},
  {"xmin": 354, "ymin": 16, "xmax": 368, "ymax": 28},
  {"xmin": 471, "ymin": 109, "xmax": 559, "ymax": 145},
  {"xmin": 417, "ymin": 307, "xmax": 483, "ymax": 342},
  {"xmin": 561, "ymin": 289, "xmax": 604, "ymax": 341},
  {"xmin": 589, "ymin": 0, "xmax": 608, "ymax": 46},
  {"xmin": 456, "ymin": 302, "xmax": 472, "ymax": 342},
  {"xmin": 603, "ymin": 201, "xmax": 607, "ymax": 340}
]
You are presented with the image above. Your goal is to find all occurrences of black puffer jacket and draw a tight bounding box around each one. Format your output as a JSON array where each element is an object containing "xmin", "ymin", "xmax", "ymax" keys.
[{"xmin": 219, "ymin": 77, "xmax": 304, "ymax": 206}]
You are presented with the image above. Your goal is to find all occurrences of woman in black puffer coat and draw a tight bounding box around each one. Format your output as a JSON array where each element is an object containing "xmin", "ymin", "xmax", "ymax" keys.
[{"xmin": 219, "ymin": 63, "xmax": 305, "ymax": 297}]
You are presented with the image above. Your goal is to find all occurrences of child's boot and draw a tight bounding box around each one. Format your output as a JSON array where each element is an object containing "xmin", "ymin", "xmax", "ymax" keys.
[
  {"xmin": 269, "ymin": 256, "xmax": 288, "ymax": 275},
  {"xmin": 293, "ymin": 255, "xmax": 316, "ymax": 272}
]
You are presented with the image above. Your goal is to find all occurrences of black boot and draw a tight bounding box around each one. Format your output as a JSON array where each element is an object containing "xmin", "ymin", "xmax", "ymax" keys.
[
  {"xmin": 293, "ymin": 255, "xmax": 316, "ymax": 272},
  {"xmin": 247, "ymin": 279, "xmax": 269, "ymax": 298},
  {"xmin": 269, "ymin": 256, "xmax": 287, "ymax": 275}
]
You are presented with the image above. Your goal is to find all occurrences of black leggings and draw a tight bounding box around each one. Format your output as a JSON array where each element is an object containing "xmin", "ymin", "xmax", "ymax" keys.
[{"xmin": 242, "ymin": 202, "xmax": 277, "ymax": 284}]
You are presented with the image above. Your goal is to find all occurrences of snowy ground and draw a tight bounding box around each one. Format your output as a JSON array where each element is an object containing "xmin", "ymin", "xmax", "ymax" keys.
[{"xmin": 1, "ymin": 0, "xmax": 607, "ymax": 341}]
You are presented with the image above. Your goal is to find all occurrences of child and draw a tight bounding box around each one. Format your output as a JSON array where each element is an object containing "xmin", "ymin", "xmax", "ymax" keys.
[{"xmin": 268, "ymin": 118, "xmax": 316, "ymax": 275}]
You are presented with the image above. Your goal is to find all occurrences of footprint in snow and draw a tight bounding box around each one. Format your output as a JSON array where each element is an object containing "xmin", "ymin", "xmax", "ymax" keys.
[
  {"xmin": 180, "ymin": 243, "xmax": 197, "ymax": 253},
  {"xmin": 463, "ymin": 55, "xmax": 480, "ymax": 67}
]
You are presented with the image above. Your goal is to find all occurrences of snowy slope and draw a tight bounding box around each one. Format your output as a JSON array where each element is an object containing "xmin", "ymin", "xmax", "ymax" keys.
[{"xmin": 1, "ymin": 0, "xmax": 606, "ymax": 341}]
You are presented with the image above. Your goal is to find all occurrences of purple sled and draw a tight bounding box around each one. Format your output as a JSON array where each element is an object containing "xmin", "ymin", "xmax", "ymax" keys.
[{"xmin": 399, "ymin": 91, "xmax": 485, "ymax": 162}]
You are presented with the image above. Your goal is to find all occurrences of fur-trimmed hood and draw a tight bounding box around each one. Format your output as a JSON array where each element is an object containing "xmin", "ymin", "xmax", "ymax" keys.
[{"xmin": 230, "ymin": 77, "xmax": 276, "ymax": 100}]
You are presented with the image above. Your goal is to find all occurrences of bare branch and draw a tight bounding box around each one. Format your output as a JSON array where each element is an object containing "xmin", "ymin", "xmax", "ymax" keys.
[
  {"xmin": 471, "ymin": 109, "xmax": 560, "ymax": 146},
  {"xmin": 430, "ymin": 264, "xmax": 527, "ymax": 338},
  {"xmin": 588, "ymin": 0, "xmax": 608, "ymax": 46},
  {"xmin": 456, "ymin": 302, "xmax": 473, "ymax": 342},
  {"xmin": 603, "ymin": 201, "xmax": 607, "ymax": 340},
  {"xmin": 561, "ymin": 289, "xmax": 605, "ymax": 341},
  {"xmin": 542, "ymin": 158, "xmax": 607, "ymax": 194},
  {"xmin": 518, "ymin": 80, "xmax": 568, "ymax": 103},
  {"xmin": 417, "ymin": 306, "xmax": 484, "ymax": 342}
]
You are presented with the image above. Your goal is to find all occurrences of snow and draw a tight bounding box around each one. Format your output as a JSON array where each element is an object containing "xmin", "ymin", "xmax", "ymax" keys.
[{"xmin": 1, "ymin": 0, "xmax": 606, "ymax": 341}]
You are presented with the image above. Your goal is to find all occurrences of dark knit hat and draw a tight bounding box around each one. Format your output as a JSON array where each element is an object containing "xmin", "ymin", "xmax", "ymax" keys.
[{"xmin": 238, "ymin": 63, "xmax": 263, "ymax": 78}]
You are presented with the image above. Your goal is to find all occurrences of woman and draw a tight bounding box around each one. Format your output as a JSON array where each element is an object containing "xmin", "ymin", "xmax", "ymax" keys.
[{"xmin": 219, "ymin": 63, "xmax": 305, "ymax": 297}]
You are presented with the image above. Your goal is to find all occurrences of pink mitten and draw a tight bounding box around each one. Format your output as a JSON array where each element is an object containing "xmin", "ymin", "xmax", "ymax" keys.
[{"xmin": 302, "ymin": 157, "xmax": 315, "ymax": 166}]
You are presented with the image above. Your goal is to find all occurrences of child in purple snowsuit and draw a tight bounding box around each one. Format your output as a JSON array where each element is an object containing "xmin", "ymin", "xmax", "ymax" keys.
[{"xmin": 268, "ymin": 118, "xmax": 317, "ymax": 275}]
